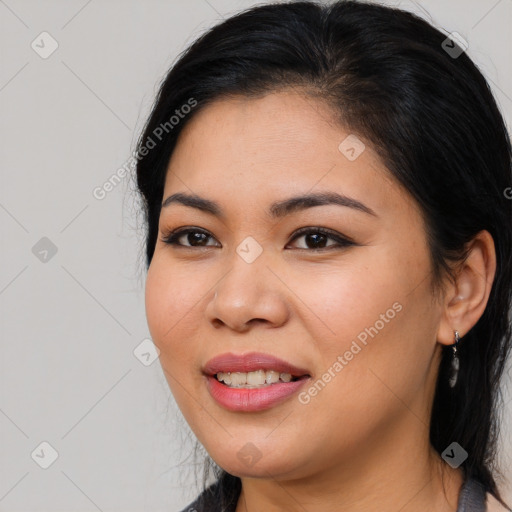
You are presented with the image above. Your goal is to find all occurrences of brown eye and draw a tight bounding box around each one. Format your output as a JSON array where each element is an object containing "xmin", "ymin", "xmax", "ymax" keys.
[
  {"xmin": 287, "ymin": 227, "xmax": 355, "ymax": 251},
  {"xmin": 161, "ymin": 228, "xmax": 220, "ymax": 247}
]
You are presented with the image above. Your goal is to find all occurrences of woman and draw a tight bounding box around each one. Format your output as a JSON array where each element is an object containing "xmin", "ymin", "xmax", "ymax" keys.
[{"xmin": 134, "ymin": 1, "xmax": 512, "ymax": 510}]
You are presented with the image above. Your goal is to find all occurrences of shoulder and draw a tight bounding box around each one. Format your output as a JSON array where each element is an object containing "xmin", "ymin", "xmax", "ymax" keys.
[{"xmin": 486, "ymin": 492, "xmax": 512, "ymax": 512}]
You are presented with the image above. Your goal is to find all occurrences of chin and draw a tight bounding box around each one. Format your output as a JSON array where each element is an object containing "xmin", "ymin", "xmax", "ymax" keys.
[{"xmin": 206, "ymin": 444, "xmax": 304, "ymax": 480}]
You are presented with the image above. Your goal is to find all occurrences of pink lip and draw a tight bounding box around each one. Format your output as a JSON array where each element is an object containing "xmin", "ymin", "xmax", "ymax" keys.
[
  {"xmin": 203, "ymin": 352, "xmax": 310, "ymax": 377},
  {"xmin": 203, "ymin": 352, "xmax": 311, "ymax": 412}
]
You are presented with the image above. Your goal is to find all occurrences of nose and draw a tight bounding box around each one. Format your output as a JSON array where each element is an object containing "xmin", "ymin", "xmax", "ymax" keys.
[{"xmin": 205, "ymin": 252, "xmax": 290, "ymax": 332}]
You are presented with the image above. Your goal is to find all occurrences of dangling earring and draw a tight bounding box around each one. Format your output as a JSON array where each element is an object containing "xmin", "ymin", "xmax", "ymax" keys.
[{"xmin": 448, "ymin": 330, "xmax": 460, "ymax": 388}]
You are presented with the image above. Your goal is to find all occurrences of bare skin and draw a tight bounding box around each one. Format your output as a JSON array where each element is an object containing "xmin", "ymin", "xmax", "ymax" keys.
[{"xmin": 144, "ymin": 90, "xmax": 496, "ymax": 512}]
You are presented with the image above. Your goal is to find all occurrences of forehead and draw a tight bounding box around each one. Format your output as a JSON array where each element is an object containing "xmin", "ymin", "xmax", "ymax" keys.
[
  {"xmin": 162, "ymin": 90, "xmax": 410, "ymax": 219},
  {"xmin": 171, "ymin": 90, "xmax": 343, "ymax": 164}
]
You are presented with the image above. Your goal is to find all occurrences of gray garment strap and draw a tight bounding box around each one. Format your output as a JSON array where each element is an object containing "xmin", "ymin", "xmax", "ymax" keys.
[
  {"xmin": 180, "ymin": 476, "xmax": 490, "ymax": 512},
  {"xmin": 456, "ymin": 477, "xmax": 487, "ymax": 512}
]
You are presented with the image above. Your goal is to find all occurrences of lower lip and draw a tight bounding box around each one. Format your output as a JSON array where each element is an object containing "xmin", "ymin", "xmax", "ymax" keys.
[{"xmin": 205, "ymin": 375, "xmax": 309, "ymax": 412}]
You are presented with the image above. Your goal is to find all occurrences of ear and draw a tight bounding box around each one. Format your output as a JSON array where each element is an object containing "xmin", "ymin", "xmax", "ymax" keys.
[{"xmin": 437, "ymin": 230, "xmax": 497, "ymax": 346}]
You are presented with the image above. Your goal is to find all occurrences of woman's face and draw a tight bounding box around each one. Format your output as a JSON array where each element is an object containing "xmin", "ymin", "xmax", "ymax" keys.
[{"xmin": 145, "ymin": 90, "xmax": 445, "ymax": 479}]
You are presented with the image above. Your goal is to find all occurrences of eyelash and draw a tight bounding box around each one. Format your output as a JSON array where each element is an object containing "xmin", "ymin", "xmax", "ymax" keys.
[{"xmin": 160, "ymin": 226, "xmax": 355, "ymax": 251}]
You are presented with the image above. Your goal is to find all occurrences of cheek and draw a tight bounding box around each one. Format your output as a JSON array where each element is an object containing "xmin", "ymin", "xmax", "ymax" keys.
[
  {"xmin": 145, "ymin": 259, "xmax": 171, "ymax": 346},
  {"xmin": 144, "ymin": 257, "xmax": 204, "ymax": 365},
  {"xmin": 144, "ymin": 259, "xmax": 209, "ymax": 421},
  {"xmin": 291, "ymin": 248, "xmax": 432, "ymax": 399},
  {"xmin": 291, "ymin": 257, "xmax": 404, "ymax": 351}
]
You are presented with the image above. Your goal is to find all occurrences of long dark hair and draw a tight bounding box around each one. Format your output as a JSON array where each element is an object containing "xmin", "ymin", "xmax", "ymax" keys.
[{"xmin": 134, "ymin": 1, "xmax": 512, "ymax": 508}]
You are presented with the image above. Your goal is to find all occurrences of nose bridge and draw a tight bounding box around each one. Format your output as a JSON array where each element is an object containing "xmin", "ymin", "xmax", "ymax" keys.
[
  {"xmin": 218, "ymin": 236, "xmax": 269, "ymax": 303},
  {"xmin": 208, "ymin": 238, "xmax": 288, "ymax": 329}
]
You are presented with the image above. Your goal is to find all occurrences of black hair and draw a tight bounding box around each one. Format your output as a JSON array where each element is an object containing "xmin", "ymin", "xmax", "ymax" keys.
[{"xmin": 134, "ymin": 1, "xmax": 512, "ymax": 508}]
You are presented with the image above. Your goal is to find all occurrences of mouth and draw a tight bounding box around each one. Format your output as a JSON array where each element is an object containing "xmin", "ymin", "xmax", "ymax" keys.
[
  {"xmin": 203, "ymin": 351, "xmax": 311, "ymax": 382},
  {"xmin": 203, "ymin": 352, "xmax": 311, "ymax": 411}
]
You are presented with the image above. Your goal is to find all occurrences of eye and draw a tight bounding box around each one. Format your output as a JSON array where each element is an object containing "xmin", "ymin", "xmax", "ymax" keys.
[
  {"xmin": 160, "ymin": 227, "xmax": 220, "ymax": 247},
  {"xmin": 160, "ymin": 226, "xmax": 355, "ymax": 251},
  {"xmin": 287, "ymin": 227, "xmax": 355, "ymax": 251}
]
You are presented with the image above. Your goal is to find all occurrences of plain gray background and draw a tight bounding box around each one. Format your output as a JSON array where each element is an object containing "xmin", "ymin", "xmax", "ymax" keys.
[{"xmin": 1, "ymin": 0, "xmax": 511, "ymax": 510}]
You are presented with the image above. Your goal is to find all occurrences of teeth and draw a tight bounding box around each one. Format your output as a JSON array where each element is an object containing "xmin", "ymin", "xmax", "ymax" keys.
[
  {"xmin": 216, "ymin": 369, "xmax": 294, "ymax": 388},
  {"xmin": 266, "ymin": 370, "xmax": 280, "ymax": 384},
  {"xmin": 247, "ymin": 369, "xmax": 266, "ymax": 386},
  {"xmin": 230, "ymin": 372, "xmax": 246, "ymax": 387}
]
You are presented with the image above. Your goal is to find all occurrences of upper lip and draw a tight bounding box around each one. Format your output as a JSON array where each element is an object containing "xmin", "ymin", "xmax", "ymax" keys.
[{"xmin": 203, "ymin": 352, "xmax": 310, "ymax": 377}]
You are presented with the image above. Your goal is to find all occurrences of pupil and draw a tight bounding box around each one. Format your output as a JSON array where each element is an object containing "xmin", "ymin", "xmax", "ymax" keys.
[
  {"xmin": 306, "ymin": 233, "xmax": 326, "ymax": 248},
  {"xmin": 190, "ymin": 232, "xmax": 207, "ymax": 246}
]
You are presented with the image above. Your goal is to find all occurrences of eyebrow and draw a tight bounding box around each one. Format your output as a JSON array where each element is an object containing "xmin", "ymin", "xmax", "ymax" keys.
[{"xmin": 161, "ymin": 191, "xmax": 377, "ymax": 218}]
